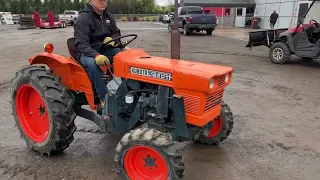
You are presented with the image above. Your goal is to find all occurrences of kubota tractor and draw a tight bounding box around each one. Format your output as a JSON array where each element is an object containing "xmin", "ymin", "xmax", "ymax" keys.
[{"xmin": 10, "ymin": 34, "xmax": 234, "ymax": 179}]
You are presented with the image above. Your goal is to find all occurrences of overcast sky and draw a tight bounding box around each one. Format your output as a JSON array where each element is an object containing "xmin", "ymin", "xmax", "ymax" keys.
[{"xmin": 156, "ymin": 0, "xmax": 179, "ymax": 6}]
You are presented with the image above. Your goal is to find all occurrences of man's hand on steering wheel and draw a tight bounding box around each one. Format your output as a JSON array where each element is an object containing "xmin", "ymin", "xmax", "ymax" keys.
[
  {"xmin": 101, "ymin": 34, "xmax": 138, "ymax": 49},
  {"xmin": 103, "ymin": 37, "xmax": 117, "ymax": 47}
]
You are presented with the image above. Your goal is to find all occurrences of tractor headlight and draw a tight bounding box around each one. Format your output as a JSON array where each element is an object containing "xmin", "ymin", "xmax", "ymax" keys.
[
  {"xmin": 209, "ymin": 78, "xmax": 215, "ymax": 89},
  {"xmin": 225, "ymin": 73, "xmax": 230, "ymax": 83}
]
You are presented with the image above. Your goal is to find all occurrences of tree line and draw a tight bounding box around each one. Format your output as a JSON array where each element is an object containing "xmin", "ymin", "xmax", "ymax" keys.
[{"xmin": 0, "ymin": 0, "xmax": 174, "ymax": 14}]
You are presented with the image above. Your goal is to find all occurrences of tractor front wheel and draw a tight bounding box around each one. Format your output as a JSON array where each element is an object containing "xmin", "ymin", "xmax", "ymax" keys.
[
  {"xmin": 11, "ymin": 66, "xmax": 77, "ymax": 155},
  {"xmin": 114, "ymin": 128, "xmax": 185, "ymax": 180},
  {"xmin": 194, "ymin": 101, "xmax": 234, "ymax": 145}
]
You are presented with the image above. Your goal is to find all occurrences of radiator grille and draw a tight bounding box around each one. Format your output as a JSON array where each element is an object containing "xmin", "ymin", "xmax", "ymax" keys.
[
  {"xmin": 218, "ymin": 75, "xmax": 226, "ymax": 88},
  {"xmin": 205, "ymin": 90, "xmax": 224, "ymax": 112},
  {"xmin": 183, "ymin": 95, "xmax": 200, "ymax": 114}
]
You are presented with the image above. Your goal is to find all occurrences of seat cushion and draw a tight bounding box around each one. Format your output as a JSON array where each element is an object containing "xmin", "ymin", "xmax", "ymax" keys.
[{"xmin": 67, "ymin": 38, "xmax": 80, "ymax": 62}]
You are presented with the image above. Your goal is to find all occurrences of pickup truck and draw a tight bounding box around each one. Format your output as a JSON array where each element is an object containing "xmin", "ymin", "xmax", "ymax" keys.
[
  {"xmin": 58, "ymin": 10, "xmax": 79, "ymax": 25},
  {"xmin": 168, "ymin": 6, "xmax": 217, "ymax": 35},
  {"xmin": 162, "ymin": 12, "xmax": 174, "ymax": 23}
]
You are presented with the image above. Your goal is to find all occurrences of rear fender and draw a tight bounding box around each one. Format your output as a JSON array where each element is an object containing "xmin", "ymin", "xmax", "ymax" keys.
[
  {"xmin": 29, "ymin": 53, "xmax": 96, "ymax": 109},
  {"xmin": 278, "ymin": 34, "xmax": 295, "ymax": 52}
]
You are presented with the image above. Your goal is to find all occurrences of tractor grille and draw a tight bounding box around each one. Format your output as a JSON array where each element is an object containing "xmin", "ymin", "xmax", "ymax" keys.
[
  {"xmin": 218, "ymin": 75, "xmax": 226, "ymax": 88},
  {"xmin": 183, "ymin": 95, "xmax": 200, "ymax": 115},
  {"xmin": 205, "ymin": 90, "xmax": 224, "ymax": 112}
]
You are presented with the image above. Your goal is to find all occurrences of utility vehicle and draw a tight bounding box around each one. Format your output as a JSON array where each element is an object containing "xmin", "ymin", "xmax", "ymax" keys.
[{"xmin": 246, "ymin": 0, "xmax": 320, "ymax": 64}]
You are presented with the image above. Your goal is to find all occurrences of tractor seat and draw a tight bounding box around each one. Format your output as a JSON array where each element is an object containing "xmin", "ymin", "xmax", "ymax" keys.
[
  {"xmin": 66, "ymin": 37, "xmax": 114, "ymax": 71},
  {"xmin": 67, "ymin": 38, "xmax": 80, "ymax": 62}
]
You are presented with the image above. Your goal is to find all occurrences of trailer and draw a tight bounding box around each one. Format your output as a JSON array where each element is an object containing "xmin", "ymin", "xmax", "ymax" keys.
[
  {"xmin": 39, "ymin": 20, "xmax": 66, "ymax": 29},
  {"xmin": 39, "ymin": 12, "xmax": 66, "ymax": 29}
]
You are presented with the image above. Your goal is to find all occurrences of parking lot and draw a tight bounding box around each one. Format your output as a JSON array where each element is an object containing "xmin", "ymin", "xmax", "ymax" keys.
[{"xmin": 0, "ymin": 22, "xmax": 320, "ymax": 180}]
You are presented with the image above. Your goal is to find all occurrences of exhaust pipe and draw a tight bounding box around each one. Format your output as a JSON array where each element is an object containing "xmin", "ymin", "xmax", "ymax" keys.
[{"xmin": 171, "ymin": 0, "xmax": 180, "ymax": 60}]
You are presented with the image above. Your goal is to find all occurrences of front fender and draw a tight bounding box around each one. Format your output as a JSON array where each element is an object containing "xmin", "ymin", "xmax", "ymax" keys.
[
  {"xmin": 29, "ymin": 53, "xmax": 96, "ymax": 109},
  {"xmin": 278, "ymin": 34, "xmax": 294, "ymax": 52}
]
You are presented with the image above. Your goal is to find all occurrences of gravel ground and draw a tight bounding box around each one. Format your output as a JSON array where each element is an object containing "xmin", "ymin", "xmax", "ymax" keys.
[{"xmin": 0, "ymin": 22, "xmax": 320, "ymax": 180}]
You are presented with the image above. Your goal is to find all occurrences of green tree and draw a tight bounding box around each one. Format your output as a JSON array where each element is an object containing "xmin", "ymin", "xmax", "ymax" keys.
[
  {"xmin": 34, "ymin": 0, "xmax": 42, "ymax": 12},
  {"xmin": 130, "ymin": 0, "xmax": 142, "ymax": 14},
  {"xmin": 42, "ymin": 0, "xmax": 50, "ymax": 13},
  {"xmin": 73, "ymin": 0, "xmax": 80, "ymax": 10},
  {"xmin": 2, "ymin": 0, "xmax": 161, "ymax": 14},
  {"xmin": 167, "ymin": 5, "xmax": 174, "ymax": 12},
  {"xmin": 140, "ymin": 0, "xmax": 156, "ymax": 14},
  {"xmin": 19, "ymin": 0, "xmax": 28, "ymax": 13},
  {"xmin": 48, "ymin": 0, "xmax": 56, "ymax": 13},
  {"xmin": 0, "ymin": 0, "xmax": 8, "ymax": 11},
  {"xmin": 9, "ymin": 0, "xmax": 19, "ymax": 13},
  {"xmin": 57, "ymin": 0, "xmax": 65, "ymax": 13},
  {"xmin": 26, "ymin": 0, "xmax": 34, "ymax": 13},
  {"xmin": 80, "ymin": 0, "xmax": 87, "ymax": 10},
  {"xmin": 64, "ymin": 0, "xmax": 72, "ymax": 10}
]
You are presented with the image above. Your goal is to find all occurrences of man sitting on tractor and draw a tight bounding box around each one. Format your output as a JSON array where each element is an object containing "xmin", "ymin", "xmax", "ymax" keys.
[{"xmin": 74, "ymin": 0, "xmax": 121, "ymax": 106}]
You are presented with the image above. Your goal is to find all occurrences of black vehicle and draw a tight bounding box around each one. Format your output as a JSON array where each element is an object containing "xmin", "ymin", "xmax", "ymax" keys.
[{"xmin": 168, "ymin": 6, "xmax": 217, "ymax": 35}]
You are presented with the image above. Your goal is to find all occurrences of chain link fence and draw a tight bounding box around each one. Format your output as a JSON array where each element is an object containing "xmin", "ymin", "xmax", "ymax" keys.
[
  {"xmin": 11, "ymin": 14, "xmax": 165, "ymax": 23},
  {"xmin": 111, "ymin": 14, "xmax": 163, "ymax": 22}
]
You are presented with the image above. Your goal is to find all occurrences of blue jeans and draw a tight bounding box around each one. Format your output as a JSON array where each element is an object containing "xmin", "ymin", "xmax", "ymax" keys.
[
  {"xmin": 80, "ymin": 48, "xmax": 122, "ymax": 101},
  {"xmin": 270, "ymin": 23, "xmax": 275, "ymax": 29}
]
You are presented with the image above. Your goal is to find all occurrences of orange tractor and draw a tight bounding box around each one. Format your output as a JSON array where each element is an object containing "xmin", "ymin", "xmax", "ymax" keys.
[{"xmin": 10, "ymin": 34, "xmax": 234, "ymax": 179}]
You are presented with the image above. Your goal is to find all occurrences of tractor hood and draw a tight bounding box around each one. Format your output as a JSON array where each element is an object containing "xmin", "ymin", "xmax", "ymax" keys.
[{"xmin": 114, "ymin": 49, "xmax": 233, "ymax": 92}]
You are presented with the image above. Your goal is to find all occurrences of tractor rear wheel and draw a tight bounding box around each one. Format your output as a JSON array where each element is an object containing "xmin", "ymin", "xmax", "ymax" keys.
[
  {"xmin": 193, "ymin": 101, "xmax": 234, "ymax": 145},
  {"xmin": 11, "ymin": 66, "xmax": 77, "ymax": 155},
  {"xmin": 114, "ymin": 128, "xmax": 185, "ymax": 180},
  {"xmin": 269, "ymin": 42, "xmax": 291, "ymax": 64}
]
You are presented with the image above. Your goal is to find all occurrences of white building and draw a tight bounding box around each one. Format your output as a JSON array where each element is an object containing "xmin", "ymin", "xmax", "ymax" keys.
[
  {"xmin": 254, "ymin": 0, "xmax": 318, "ymax": 29},
  {"xmin": 183, "ymin": 0, "xmax": 319, "ymax": 29}
]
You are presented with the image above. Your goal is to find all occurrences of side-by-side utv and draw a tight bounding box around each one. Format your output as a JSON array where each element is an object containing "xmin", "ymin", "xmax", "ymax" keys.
[{"xmin": 246, "ymin": 0, "xmax": 320, "ymax": 64}]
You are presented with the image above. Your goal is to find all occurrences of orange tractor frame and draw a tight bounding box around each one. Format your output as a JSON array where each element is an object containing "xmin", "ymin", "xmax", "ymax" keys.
[{"xmin": 11, "ymin": 34, "xmax": 234, "ymax": 179}]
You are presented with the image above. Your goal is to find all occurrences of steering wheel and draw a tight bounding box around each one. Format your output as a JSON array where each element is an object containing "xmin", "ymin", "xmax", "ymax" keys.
[
  {"xmin": 103, "ymin": 34, "xmax": 138, "ymax": 49},
  {"xmin": 310, "ymin": 19, "xmax": 319, "ymax": 28}
]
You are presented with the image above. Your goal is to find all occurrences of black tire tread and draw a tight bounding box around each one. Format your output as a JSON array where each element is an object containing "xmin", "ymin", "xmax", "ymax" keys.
[
  {"xmin": 114, "ymin": 128, "xmax": 185, "ymax": 180},
  {"xmin": 194, "ymin": 101, "xmax": 234, "ymax": 145},
  {"xmin": 302, "ymin": 57, "xmax": 314, "ymax": 61},
  {"xmin": 183, "ymin": 24, "xmax": 190, "ymax": 36},
  {"xmin": 168, "ymin": 24, "xmax": 172, "ymax": 32},
  {"xmin": 11, "ymin": 65, "xmax": 76, "ymax": 155},
  {"xmin": 269, "ymin": 42, "xmax": 291, "ymax": 64},
  {"xmin": 206, "ymin": 29, "xmax": 213, "ymax": 35}
]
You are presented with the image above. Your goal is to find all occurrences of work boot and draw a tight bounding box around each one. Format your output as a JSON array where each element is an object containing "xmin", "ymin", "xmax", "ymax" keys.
[
  {"xmin": 96, "ymin": 100, "xmax": 104, "ymax": 115},
  {"xmin": 97, "ymin": 100, "xmax": 105, "ymax": 115}
]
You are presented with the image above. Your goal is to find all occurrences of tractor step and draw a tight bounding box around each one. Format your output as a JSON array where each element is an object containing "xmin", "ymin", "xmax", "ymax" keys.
[{"xmin": 73, "ymin": 106, "xmax": 109, "ymax": 132}]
